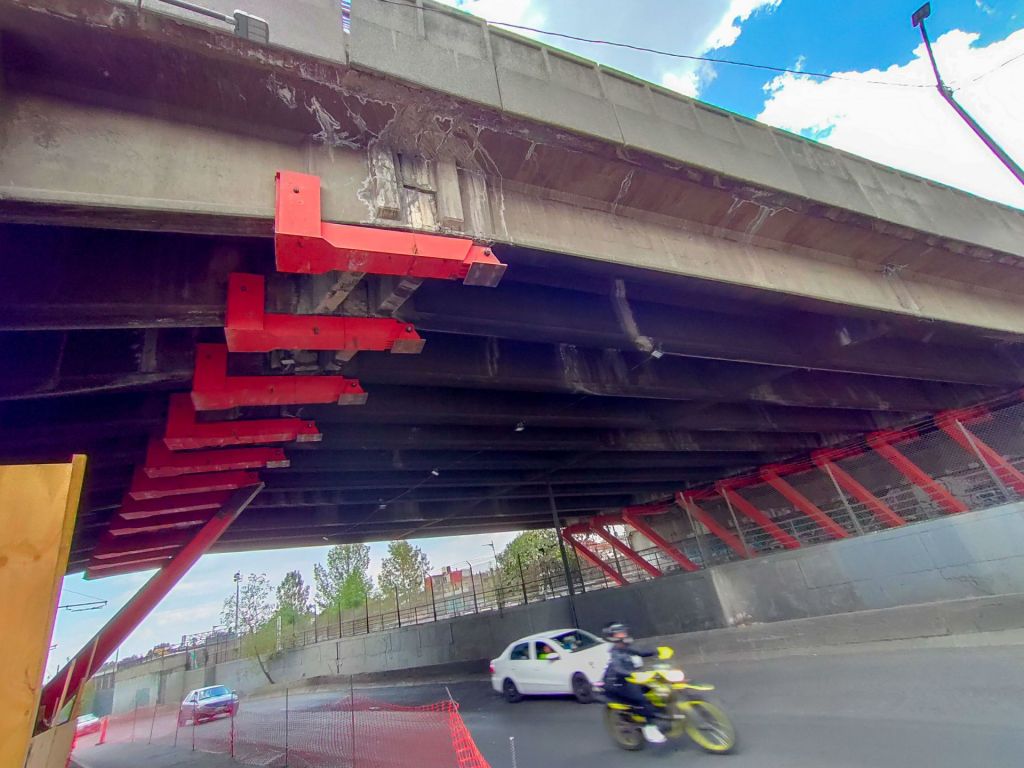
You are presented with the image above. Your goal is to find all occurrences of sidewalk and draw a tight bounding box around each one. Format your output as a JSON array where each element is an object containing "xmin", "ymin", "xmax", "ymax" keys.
[{"xmin": 72, "ymin": 744, "xmax": 237, "ymax": 768}]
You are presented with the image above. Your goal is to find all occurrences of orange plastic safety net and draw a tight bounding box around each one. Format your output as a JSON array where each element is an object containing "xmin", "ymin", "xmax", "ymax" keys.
[{"xmin": 73, "ymin": 695, "xmax": 490, "ymax": 768}]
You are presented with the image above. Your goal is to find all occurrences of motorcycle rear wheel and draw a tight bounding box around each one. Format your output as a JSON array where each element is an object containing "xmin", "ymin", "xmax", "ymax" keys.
[
  {"xmin": 679, "ymin": 700, "xmax": 737, "ymax": 754},
  {"xmin": 603, "ymin": 707, "xmax": 645, "ymax": 751}
]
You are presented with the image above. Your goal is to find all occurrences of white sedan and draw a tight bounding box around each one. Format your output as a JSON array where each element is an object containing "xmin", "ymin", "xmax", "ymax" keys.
[{"xmin": 490, "ymin": 628, "xmax": 610, "ymax": 703}]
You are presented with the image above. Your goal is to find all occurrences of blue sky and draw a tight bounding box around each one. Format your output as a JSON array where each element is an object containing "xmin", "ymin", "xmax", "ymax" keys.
[{"xmin": 47, "ymin": 0, "xmax": 1024, "ymax": 678}]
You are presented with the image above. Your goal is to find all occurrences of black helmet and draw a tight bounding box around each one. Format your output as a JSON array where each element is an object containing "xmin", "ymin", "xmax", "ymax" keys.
[{"xmin": 602, "ymin": 622, "xmax": 633, "ymax": 644}]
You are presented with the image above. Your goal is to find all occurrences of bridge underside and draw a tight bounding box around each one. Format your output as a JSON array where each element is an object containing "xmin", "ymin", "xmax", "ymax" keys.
[{"xmin": 1, "ymin": 0, "xmax": 1024, "ymax": 576}]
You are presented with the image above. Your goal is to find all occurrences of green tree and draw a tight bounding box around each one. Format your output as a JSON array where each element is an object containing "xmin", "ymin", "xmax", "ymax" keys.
[
  {"xmin": 314, "ymin": 544, "xmax": 373, "ymax": 610},
  {"xmin": 497, "ymin": 529, "xmax": 561, "ymax": 580},
  {"xmin": 276, "ymin": 570, "xmax": 311, "ymax": 627},
  {"xmin": 378, "ymin": 540, "xmax": 430, "ymax": 598},
  {"xmin": 221, "ymin": 573, "xmax": 276, "ymax": 684}
]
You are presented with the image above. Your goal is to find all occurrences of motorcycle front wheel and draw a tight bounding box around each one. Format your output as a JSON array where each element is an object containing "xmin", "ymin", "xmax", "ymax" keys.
[
  {"xmin": 678, "ymin": 699, "xmax": 737, "ymax": 753},
  {"xmin": 603, "ymin": 707, "xmax": 645, "ymax": 751}
]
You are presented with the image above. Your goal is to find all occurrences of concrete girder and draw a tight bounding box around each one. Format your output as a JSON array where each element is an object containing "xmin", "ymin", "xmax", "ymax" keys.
[{"xmin": 1, "ymin": 89, "xmax": 1024, "ymax": 337}]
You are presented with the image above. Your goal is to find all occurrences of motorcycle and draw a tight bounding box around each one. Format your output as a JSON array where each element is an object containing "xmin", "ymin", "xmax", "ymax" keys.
[{"xmin": 603, "ymin": 647, "xmax": 737, "ymax": 753}]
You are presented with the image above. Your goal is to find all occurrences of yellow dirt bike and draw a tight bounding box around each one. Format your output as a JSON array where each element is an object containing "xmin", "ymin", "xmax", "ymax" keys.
[{"xmin": 603, "ymin": 647, "xmax": 737, "ymax": 753}]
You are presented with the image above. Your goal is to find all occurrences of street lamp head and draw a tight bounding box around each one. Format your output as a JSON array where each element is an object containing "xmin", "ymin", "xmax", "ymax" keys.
[
  {"xmin": 911, "ymin": 3, "xmax": 931, "ymax": 28},
  {"xmin": 233, "ymin": 572, "xmax": 241, "ymax": 582}
]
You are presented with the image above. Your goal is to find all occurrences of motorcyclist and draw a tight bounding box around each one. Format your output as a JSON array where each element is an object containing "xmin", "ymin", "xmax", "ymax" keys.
[{"xmin": 601, "ymin": 622, "xmax": 666, "ymax": 744}]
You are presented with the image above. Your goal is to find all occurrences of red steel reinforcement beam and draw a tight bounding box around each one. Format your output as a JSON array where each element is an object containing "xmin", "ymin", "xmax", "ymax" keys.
[
  {"xmin": 40, "ymin": 484, "xmax": 264, "ymax": 724},
  {"xmin": 191, "ymin": 343, "xmax": 366, "ymax": 410},
  {"xmin": 935, "ymin": 412, "xmax": 1024, "ymax": 496},
  {"xmin": 676, "ymin": 492, "xmax": 748, "ymax": 559},
  {"xmin": 86, "ymin": 554, "xmax": 174, "ymax": 579},
  {"xmin": 866, "ymin": 431, "xmax": 968, "ymax": 514},
  {"xmin": 811, "ymin": 451, "xmax": 906, "ymax": 528},
  {"xmin": 760, "ymin": 469, "xmax": 849, "ymax": 540},
  {"xmin": 117, "ymin": 490, "xmax": 232, "ymax": 520},
  {"xmin": 164, "ymin": 394, "xmax": 321, "ymax": 449},
  {"xmin": 127, "ymin": 468, "xmax": 261, "ymax": 500},
  {"xmin": 563, "ymin": 528, "xmax": 628, "ymax": 586},
  {"xmin": 143, "ymin": 439, "xmax": 288, "ymax": 478},
  {"xmin": 621, "ymin": 510, "xmax": 699, "ymax": 572},
  {"xmin": 717, "ymin": 484, "xmax": 802, "ymax": 550},
  {"xmin": 589, "ymin": 521, "xmax": 664, "ymax": 578},
  {"xmin": 224, "ymin": 273, "xmax": 425, "ymax": 354},
  {"xmin": 275, "ymin": 171, "xmax": 506, "ymax": 286},
  {"xmin": 109, "ymin": 509, "xmax": 214, "ymax": 536},
  {"xmin": 92, "ymin": 531, "xmax": 192, "ymax": 561}
]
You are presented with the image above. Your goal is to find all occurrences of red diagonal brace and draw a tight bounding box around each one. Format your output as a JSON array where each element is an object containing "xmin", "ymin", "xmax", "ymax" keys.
[
  {"xmin": 564, "ymin": 532, "xmax": 628, "ymax": 586},
  {"xmin": 761, "ymin": 469, "xmax": 849, "ymax": 539},
  {"xmin": 590, "ymin": 521, "xmax": 664, "ymax": 578},
  {"xmin": 128, "ymin": 468, "xmax": 260, "ymax": 500},
  {"xmin": 164, "ymin": 393, "xmax": 320, "ymax": 449},
  {"xmin": 676, "ymin": 492, "xmax": 748, "ymax": 559},
  {"xmin": 622, "ymin": 510, "xmax": 699, "ymax": 572},
  {"xmin": 40, "ymin": 484, "xmax": 263, "ymax": 724},
  {"xmin": 191, "ymin": 343, "xmax": 366, "ymax": 410},
  {"xmin": 811, "ymin": 451, "xmax": 905, "ymax": 528},
  {"xmin": 225, "ymin": 273, "xmax": 425, "ymax": 354},
  {"xmin": 144, "ymin": 439, "xmax": 288, "ymax": 478},
  {"xmin": 867, "ymin": 431, "xmax": 968, "ymax": 514},
  {"xmin": 718, "ymin": 484, "xmax": 801, "ymax": 550},
  {"xmin": 936, "ymin": 413, "xmax": 1024, "ymax": 496},
  {"xmin": 275, "ymin": 171, "xmax": 507, "ymax": 286},
  {"xmin": 118, "ymin": 490, "xmax": 232, "ymax": 520}
]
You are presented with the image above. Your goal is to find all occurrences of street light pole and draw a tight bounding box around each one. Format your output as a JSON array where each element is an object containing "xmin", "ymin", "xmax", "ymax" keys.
[
  {"xmin": 464, "ymin": 561, "xmax": 479, "ymax": 613},
  {"xmin": 911, "ymin": 3, "xmax": 1024, "ymax": 186}
]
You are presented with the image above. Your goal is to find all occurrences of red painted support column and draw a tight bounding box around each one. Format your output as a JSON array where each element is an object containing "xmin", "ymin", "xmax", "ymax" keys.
[
  {"xmin": 867, "ymin": 431, "xmax": 968, "ymax": 514},
  {"xmin": 622, "ymin": 510, "xmax": 699, "ymax": 572},
  {"xmin": 564, "ymin": 532, "xmax": 627, "ymax": 586},
  {"xmin": 275, "ymin": 171, "xmax": 507, "ymax": 286},
  {"xmin": 590, "ymin": 521, "xmax": 663, "ymax": 578},
  {"xmin": 936, "ymin": 413, "xmax": 1024, "ymax": 496},
  {"xmin": 718, "ymin": 484, "xmax": 801, "ymax": 550},
  {"xmin": 164, "ymin": 394, "xmax": 321, "ymax": 450},
  {"xmin": 676, "ymin": 492, "xmax": 748, "ymax": 559},
  {"xmin": 761, "ymin": 469, "xmax": 849, "ymax": 539},
  {"xmin": 811, "ymin": 452, "xmax": 906, "ymax": 528},
  {"xmin": 39, "ymin": 484, "xmax": 264, "ymax": 724}
]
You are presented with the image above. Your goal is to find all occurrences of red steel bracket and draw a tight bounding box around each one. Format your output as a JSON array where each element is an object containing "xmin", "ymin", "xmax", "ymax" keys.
[
  {"xmin": 109, "ymin": 509, "xmax": 215, "ymax": 536},
  {"xmin": 191, "ymin": 343, "xmax": 366, "ymax": 410},
  {"xmin": 93, "ymin": 531, "xmax": 192, "ymax": 561},
  {"xmin": 128, "ymin": 468, "xmax": 261, "ymax": 500},
  {"xmin": 935, "ymin": 413, "xmax": 1024, "ymax": 496},
  {"xmin": 225, "ymin": 273, "xmax": 425, "ymax": 354},
  {"xmin": 86, "ymin": 554, "xmax": 175, "ymax": 579},
  {"xmin": 590, "ymin": 521, "xmax": 664, "ymax": 578},
  {"xmin": 866, "ymin": 431, "xmax": 968, "ymax": 514},
  {"xmin": 144, "ymin": 438, "xmax": 288, "ymax": 478},
  {"xmin": 118, "ymin": 490, "xmax": 232, "ymax": 520},
  {"xmin": 717, "ymin": 484, "xmax": 801, "ymax": 550},
  {"xmin": 275, "ymin": 171, "xmax": 506, "ymax": 286},
  {"xmin": 811, "ymin": 451, "xmax": 906, "ymax": 528},
  {"xmin": 760, "ymin": 469, "xmax": 849, "ymax": 540},
  {"xmin": 164, "ymin": 394, "xmax": 320, "ymax": 449},
  {"xmin": 621, "ymin": 510, "xmax": 699, "ymax": 572},
  {"xmin": 564, "ymin": 531, "xmax": 628, "ymax": 586},
  {"xmin": 676, "ymin": 492, "xmax": 748, "ymax": 559}
]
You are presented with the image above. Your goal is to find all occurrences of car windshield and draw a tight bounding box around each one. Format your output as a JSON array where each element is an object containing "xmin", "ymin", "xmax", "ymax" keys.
[
  {"xmin": 198, "ymin": 686, "xmax": 231, "ymax": 700},
  {"xmin": 552, "ymin": 629, "xmax": 601, "ymax": 653}
]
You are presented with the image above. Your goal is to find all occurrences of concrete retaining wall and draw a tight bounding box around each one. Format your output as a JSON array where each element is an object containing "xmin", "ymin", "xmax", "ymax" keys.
[{"xmin": 109, "ymin": 502, "xmax": 1024, "ymax": 704}]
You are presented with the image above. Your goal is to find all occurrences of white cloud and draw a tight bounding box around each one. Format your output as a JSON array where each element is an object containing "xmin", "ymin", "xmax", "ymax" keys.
[
  {"xmin": 661, "ymin": 69, "xmax": 702, "ymax": 98},
  {"xmin": 437, "ymin": 0, "xmax": 546, "ymax": 34},
  {"xmin": 757, "ymin": 28, "xmax": 1024, "ymax": 210},
  {"xmin": 703, "ymin": 0, "xmax": 781, "ymax": 52}
]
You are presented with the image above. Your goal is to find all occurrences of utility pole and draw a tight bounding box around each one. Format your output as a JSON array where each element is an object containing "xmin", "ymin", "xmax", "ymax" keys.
[
  {"xmin": 912, "ymin": 3, "xmax": 1024, "ymax": 186},
  {"xmin": 233, "ymin": 571, "xmax": 241, "ymax": 652},
  {"xmin": 547, "ymin": 486, "xmax": 579, "ymax": 628}
]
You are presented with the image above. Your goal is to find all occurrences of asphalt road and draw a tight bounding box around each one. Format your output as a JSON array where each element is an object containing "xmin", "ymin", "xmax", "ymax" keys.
[{"xmin": 76, "ymin": 643, "xmax": 1024, "ymax": 768}]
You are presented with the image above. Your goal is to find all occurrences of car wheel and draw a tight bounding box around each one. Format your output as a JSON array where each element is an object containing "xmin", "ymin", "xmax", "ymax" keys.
[
  {"xmin": 503, "ymin": 678, "xmax": 523, "ymax": 703},
  {"xmin": 572, "ymin": 673, "xmax": 594, "ymax": 703}
]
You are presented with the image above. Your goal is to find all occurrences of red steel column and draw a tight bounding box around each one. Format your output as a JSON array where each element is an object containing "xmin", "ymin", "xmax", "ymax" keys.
[
  {"xmin": 39, "ymin": 484, "xmax": 263, "ymax": 724},
  {"xmin": 811, "ymin": 452, "xmax": 906, "ymax": 528},
  {"xmin": 622, "ymin": 510, "xmax": 699, "ymax": 572},
  {"xmin": 936, "ymin": 414, "xmax": 1024, "ymax": 496},
  {"xmin": 867, "ymin": 431, "xmax": 968, "ymax": 514},
  {"xmin": 760, "ymin": 469, "xmax": 849, "ymax": 539},
  {"xmin": 676, "ymin": 493, "xmax": 748, "ymax": 559},
  {"xmin": 564, "ymin": 532, "xmax": 627, "ymax": 586},
  {"xmin": 589, "ymin": 521, "xmax": 663, "ymax": 579},
  {"xmin": 718, "ymin": 484, "xmax": 801, "ymax": 550}
]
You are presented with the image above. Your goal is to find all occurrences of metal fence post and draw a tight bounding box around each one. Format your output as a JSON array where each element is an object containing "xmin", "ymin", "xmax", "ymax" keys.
[
  {"xmin": 517, "ymin": 554, "xmax": 528, "ymax": 604},
  {"xmin": 364, "ymin": 595, "xmax": 370, "ymax": 635},
  {"xmin": 394, "ymin": 587, "xmax": 401, "ymax": 628},
  {"xmin": 349, "ymin": 675, "xmax": 356, "ymax": 764},
  {"xmin": 130, "ymin": 700, "xmax": 139, "ymax": 743},
  {"xmin": 428, "ymin": 576, "xmax": 438, "ymax": 622},
  {"xmin": 191, "ymin": 700, "xmax": 197, "ymax": 751},
  {"xmin": 313, "ymin": 611, "xmax": 318, "ymax": 643},
  {"xmin": 822, "ymin": 461, "xmax": 865, "ymax": 536},
  {"xmin": 721, "ymin": 491, "xmax": 752, "ymax": 557},
  {"xmin": 230, "ymin": 702, "xmax": 235, "ymax": 758},
  {"xmin": 682, "ymin": 502, "xmax": 712, "ymax": 567},
  {"xmin": 147, "ymin": 701, "xmax": 158, "ymax": 744},
  {"xmin": 284, "ymin": 687, "xmax": 289, "ymax": 768}
]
